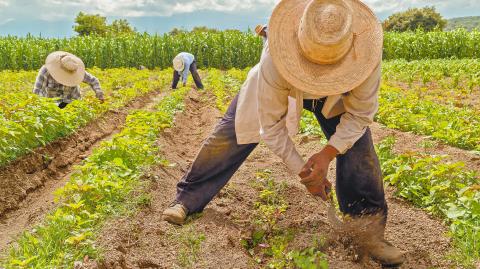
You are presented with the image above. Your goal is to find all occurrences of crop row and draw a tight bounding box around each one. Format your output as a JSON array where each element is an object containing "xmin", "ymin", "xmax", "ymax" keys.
[
  {"xmin": 2, "ymin": 29, "xmax": 480, "ymax": 71},
  {"xmin": 0, "ymin": 68, "xmax": 171, "ymax": 167},
  {"xmin": 377, "ymin": 85, "xmax": 480, "ymax": 151},
  {"xmin": 205, "ymin": 68, "xmax": 480, "ymax": 267},
  {"xmin": 1, "ymin": 86, "xmax": 190, "ymax": 268},
  {"xmin": 0, "ymin": 32, "xmax": 263, "ymax": 71},
  {"xmin": 210, "ymin": 67, "xmax": 479, "ymax": 152},
  {"xmin": 377, "ymin": 137, "xmax": 479, "ymax": 267}
]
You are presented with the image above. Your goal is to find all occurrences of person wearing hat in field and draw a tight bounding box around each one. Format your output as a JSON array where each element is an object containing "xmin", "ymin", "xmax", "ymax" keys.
[
  {"xmin": 163, "ymin": 0, "xmax": 404, "ymax": 266},
  {"xmin": 255, "ymin": 24, "xmax": 268, "ymax": 44},
  {"xmin": 172, "ymin": 52, "xmax": 204, "ymax": 90},
  {"xmin": 33, "ymin": 51, "xmax": 104, "ymax": 109}
]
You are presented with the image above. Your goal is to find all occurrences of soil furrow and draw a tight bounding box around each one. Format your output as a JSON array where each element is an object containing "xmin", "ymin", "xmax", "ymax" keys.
[
  {"xmin": 92, "ymin": 92, "xmax": 455, "ymax": 269},
  {"xmin": 0, "ymin": 89, "xmax": 168, "ymax": 252}
]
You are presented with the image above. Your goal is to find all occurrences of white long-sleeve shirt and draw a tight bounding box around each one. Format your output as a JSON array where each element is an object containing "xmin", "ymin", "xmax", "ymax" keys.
[{"xmin": 235, "ymin": 44, "xmax": 381, "ymax": 175}]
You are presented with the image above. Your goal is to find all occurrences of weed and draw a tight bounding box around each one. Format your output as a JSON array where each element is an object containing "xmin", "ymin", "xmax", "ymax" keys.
[{"xmin": 176, "ymin": 225, "xmax": 206, "ymax": 268}]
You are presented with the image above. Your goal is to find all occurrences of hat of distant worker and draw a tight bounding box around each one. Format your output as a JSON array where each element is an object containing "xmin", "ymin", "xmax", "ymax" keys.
[
  {"xmin": 45, "ymin": 51, "xmax": 86, "ymax": 87},
  {"xmin": 255, "ymin": 24, "xmax": 267, "ymax": 35},
  {"xmin": 268, "ymin": 0, "xmax": 383, "ymax": 95},
  {"xmin": 173, "ymin": 56, "xmax": 185, "ymax": 72}
]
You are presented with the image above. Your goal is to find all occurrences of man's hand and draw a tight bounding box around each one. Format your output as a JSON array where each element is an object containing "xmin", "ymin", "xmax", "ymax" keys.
[{"xmin": 299, "ymin": 145, "xmax": 339, "ymax": 201}]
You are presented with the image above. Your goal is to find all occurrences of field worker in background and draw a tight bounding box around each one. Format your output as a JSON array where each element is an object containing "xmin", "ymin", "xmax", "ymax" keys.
[
  {"xmin": 33, "ymin": 51, "xmax": 104, "ymax": 109},
  {"xmin": 163, "ymin": 0, "xmax": 404, "ymax": 267},
  {"xmin": 255, "ymin": 24, "xmax": 268, "ymax": 44},
  {"xmin": 172, "ymin": 52, "xmax": 204, "ymax": 90}
]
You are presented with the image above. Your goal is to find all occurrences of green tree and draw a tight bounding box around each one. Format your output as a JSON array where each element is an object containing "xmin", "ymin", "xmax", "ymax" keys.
[
  {"xmin": 109, "ymin": 19, "xmax": 136, "ymax": 35},
  {"xmin": 383, "ymin": 6, "xmax": 447, "ymax": 32},
  {"xmin": 191, "ymin": 26, "xmax": 218, "ymax": 33},
  {"xmin": 73, "ymin": 12, "xmax": 109, "ymax": 36},
  {"xmin": 169, "ymin": 27, "xmax": 186, "ymax": 36}
]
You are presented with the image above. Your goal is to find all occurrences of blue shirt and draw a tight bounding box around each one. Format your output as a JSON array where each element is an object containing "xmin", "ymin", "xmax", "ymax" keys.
[{"xmin": 176, "ymin": 52, "xmax": 195, "ymax": 84}]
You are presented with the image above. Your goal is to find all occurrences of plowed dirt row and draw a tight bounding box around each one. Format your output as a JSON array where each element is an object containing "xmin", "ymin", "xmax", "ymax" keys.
[
  {"xmin": 0, "ymin": 89, "xmax": 167, "ymax": 252},
  {"xmin": 92, "ymin": 91, "xmax": 454, "ymax": 269}
]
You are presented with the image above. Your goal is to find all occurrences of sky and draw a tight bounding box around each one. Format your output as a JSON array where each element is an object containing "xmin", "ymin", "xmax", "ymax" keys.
[{"xmin": 0, "ymin": 0, "xmax": 479, "ymax": 37}]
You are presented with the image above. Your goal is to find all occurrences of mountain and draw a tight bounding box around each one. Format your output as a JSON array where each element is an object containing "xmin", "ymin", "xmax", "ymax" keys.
[{"xmin": 446, "ymin": 16, "xmax": 480, "ymax": 31}]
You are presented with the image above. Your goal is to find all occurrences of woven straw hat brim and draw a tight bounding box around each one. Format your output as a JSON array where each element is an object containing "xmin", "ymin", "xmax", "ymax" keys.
[
  {"xmin": 173, "ymin": 57, "xmax": 185, "ymax": 72},
  {"xmin": 45, "ymin": 51, "xmax": 85, "ymax": 87},
  {"xmin": 268, "ymin": 0, "xmax": 383, "ymax": 96}
]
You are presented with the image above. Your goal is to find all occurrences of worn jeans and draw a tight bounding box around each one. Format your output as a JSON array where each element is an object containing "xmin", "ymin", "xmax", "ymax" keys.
[
  {"xmin": 58, "ymin": 102, "xmax": 69, "ymax": 109},
  {"xmin": 172, "ymin": 60, "xmax": 204, "ymax": 89},
  {"xmin": 176, "ymin": 94, "xmax": 387, "ymax": 219}
]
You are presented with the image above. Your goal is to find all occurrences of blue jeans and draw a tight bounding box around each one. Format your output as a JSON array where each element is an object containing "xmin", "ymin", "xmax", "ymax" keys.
[{"xmin": 176, "ymin": 95, "xmax": 387, "ymax": 219}]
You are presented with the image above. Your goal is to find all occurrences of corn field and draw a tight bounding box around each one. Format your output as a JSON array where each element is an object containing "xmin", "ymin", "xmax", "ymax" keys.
[
  {"xmin": 1, "ymin": 29, "xmax": 480, "ymax": 71},
  {"xmin": 0, "ymin": 31, "xmax": 263, "ymax": 71}
]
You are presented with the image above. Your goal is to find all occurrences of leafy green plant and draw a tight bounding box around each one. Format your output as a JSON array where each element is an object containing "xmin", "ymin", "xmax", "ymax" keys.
[
  {"xmin": 0, "ymin": 68, "xmax": 171, "ymax": 167},
  {"xmin": 1, "ymin": 86, "xmax": 190, "ymax": 268},
  {"xmin": 377, "ymin": 137, "xmax": 480, "ymax": 268},
  {"xmin": 377, "ymin": 85, "xmax": 480, "ymax": 151}
]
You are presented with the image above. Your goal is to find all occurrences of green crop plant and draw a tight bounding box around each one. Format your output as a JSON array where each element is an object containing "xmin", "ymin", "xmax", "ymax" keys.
[
  {"xmin": 0, "ymin": 68, "xmax": 171, "ymax": 167},
  {"xmin": 2, "ymin": 29, "xmax": 480, "ymax": 72},
  {"xmin": 377, "ymin": 85, "xmax": 480, "ymax": 151},
  {"xmin": 378, "ymin": 137, "xmax": 480, "ymax": 268},
  {"xmin": 1, "ymin": 86, "xmax": 190, "ymax": 269}
]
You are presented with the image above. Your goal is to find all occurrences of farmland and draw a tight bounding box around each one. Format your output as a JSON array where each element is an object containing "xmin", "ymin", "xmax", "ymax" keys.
[
  {"xmin": 0, "ymin": 31, "xmax": 479, "ymax": 269},
  {"xmin": 1, "ymin": 29, "xmax": 480, "ymax": 71}
]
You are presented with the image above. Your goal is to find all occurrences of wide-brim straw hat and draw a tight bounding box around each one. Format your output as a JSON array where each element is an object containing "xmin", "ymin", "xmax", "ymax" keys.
[
  {"xmin": 268, "ymin": 0, "xmax": 383, "ymax": 95},
  {"xmin": 255, "ymin": 24, "xmax": 267, "ymax": 35},
  {"xmin": 45, "ymin": 51, "xmax": 85, "ymax": 87},
  {"xmin": 173, "ymin": 56, "xmax": 185, "ymax": 72}
]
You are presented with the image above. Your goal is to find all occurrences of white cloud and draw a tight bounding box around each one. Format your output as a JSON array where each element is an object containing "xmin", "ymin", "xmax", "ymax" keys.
[
  {"xmin": 35, "ymin": 0, "xmax": 280, "ymax": 18},
  {"xmin": 0, "ymin": 0, "xmax": 479, "ymax": 23},
  {"xmin": 0, "ymin": 18, "xmax": 14, "ymax": 25},
  {"xmin": 364, "ymin": 0, "xmax": 480, "ymax": 17},
  {"xmin": 0, "ymin": 0, "xmax": 9, "ymax": 7}
]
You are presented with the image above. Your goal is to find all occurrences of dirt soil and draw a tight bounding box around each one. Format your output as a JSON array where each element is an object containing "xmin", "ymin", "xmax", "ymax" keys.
[
  {"xmin": 91, "ymin": 91, "xmax": 456, "ymax": 269},
  {"xmin": 0, "ymin": 90, "xmax": 165, "ymax": 252}
]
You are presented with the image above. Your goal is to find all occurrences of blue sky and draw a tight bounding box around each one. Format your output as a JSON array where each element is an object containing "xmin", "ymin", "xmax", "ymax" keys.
[{"xmin": 0, "ymin": 0, "xmax": 479, "ymax": 37}]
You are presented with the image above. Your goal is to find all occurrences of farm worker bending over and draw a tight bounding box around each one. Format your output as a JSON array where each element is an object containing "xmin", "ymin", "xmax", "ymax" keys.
[
  {"xmin": 172, "ymin": 52, "xmax": 204, "ymax": 90},
  {"xmin": 163, "ymin": 0, "xmax": 404, "ymax": 267},
  {"xmin": 33, "ymin": 51, "xmax": 104, "ymax": 109}
]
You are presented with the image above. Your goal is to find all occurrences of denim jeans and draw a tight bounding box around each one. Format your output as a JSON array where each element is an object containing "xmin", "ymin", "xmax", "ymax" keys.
[
  {"xmin": 176, "ymin": 94, "xmax": 387, "ymax": 219},
  {"xmin": 172, "ymin": 60, "xmax": 204, "ymax": 89}
]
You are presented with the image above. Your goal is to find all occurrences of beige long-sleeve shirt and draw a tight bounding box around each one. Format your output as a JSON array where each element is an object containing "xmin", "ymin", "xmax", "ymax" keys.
[{"xmin": 235, "ymin": 44, "xmax": 381, "ymax": 175}]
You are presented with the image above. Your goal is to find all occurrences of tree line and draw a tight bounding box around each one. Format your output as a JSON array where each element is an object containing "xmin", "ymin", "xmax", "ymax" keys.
[{"xmin": 74, "ymin": 7, "xmax": 452, "ymax": 37}]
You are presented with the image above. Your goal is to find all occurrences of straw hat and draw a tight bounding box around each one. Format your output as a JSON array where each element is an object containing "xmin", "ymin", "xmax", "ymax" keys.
[
  {"xmin": 268, "ymin": 0, "xmax": 383, "ymax": 95},
  {"xmin": 173, "ymin": 56, "xmax": 185, "ymax": 72},
  {"xmin": 255, "ymin": 24, "xmax": 267, "ymax": 35},
  {"xmin": 45, "ymin": 51, "xmax": 85, "ymax": 87}
]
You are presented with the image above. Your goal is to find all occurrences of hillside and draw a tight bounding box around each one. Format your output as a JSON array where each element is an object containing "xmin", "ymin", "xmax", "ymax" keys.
[{"xmin": 446, "ymin": 16, "xmax": 480, "ymax": 31}]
